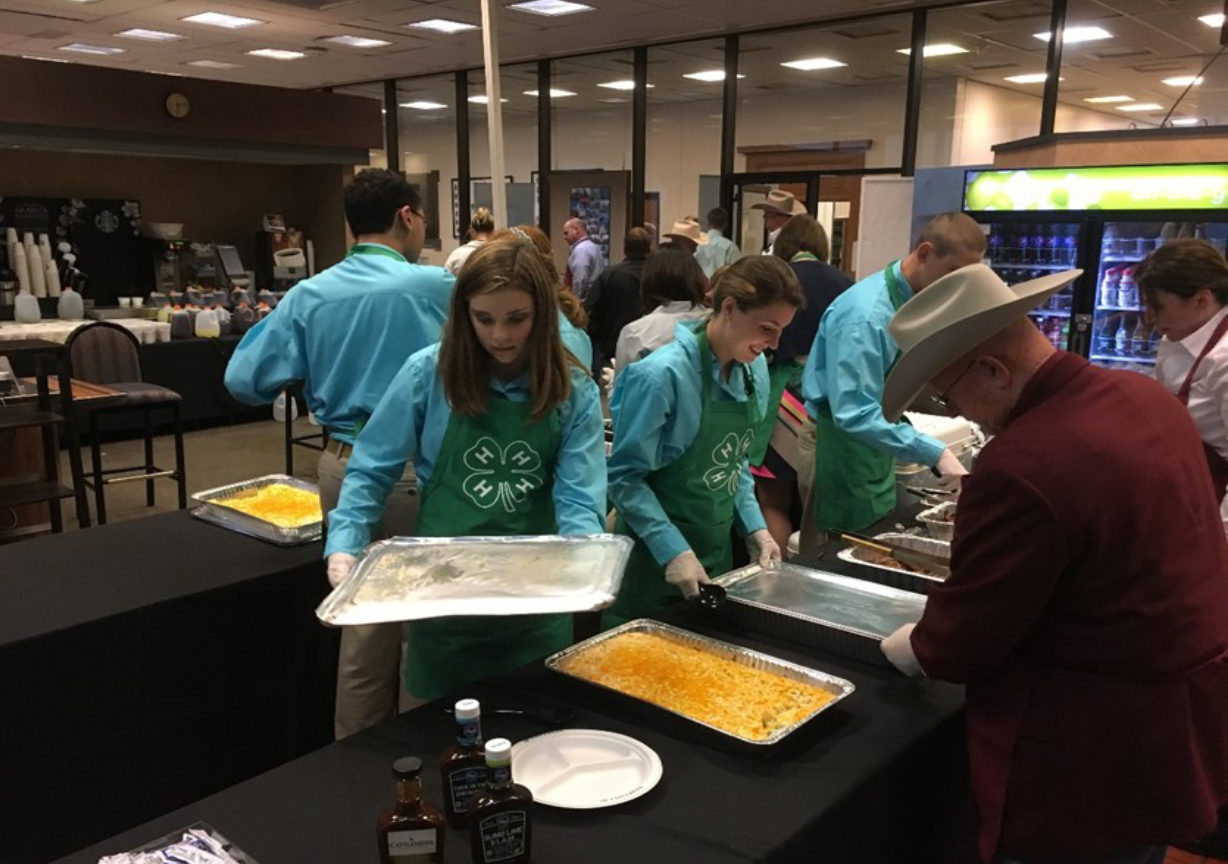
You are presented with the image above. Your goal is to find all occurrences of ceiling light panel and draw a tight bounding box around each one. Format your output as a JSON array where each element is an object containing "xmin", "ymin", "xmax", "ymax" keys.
[
  {"xmin": 1033, "ymin": 26, "xmax": 1112, "ymax": 43},
  {"xmin": 246, "ymin": 49, "xmax": 306, "ymax": 60},
  {"xmin": 407, "ymin": 19, "xmax": 478, "ymax": 34},
  {"xmin": 401, "ymin": 100, "xmax": 447, "ymax": 109},
  {"xmin": 58, "ymin": 43, "xmax": 124, "ymax": 55},
  {"xmin": 1172, "ymin": 118, "xmax": 1200, "ymax": 125},
  {"xmin": 468, "ymin": 95, "xmax": 509, "ymax": 104},
  {"xmin": 781, "ymin": 57, "xmax": 847, "ymax": 71},
  {"xmin": 1163, "ymin": 76, "xmax": 1203, "ymax": 86},
  {"xmin": 683, "ymin": 70, "xmax": 745, "ymax": 82},
  {"xmin": 187, "ymin": 60, "xmax": 241, "ymax": 69},
  {"xmin": 1200, "ymin": 13, "xmax": 1225, "ymax": 27},
  {"xmin": 523, "ymin": 89, "xmax": 576, "ymax": 97},
  {"xmin": 896, "ymin": 43, "xmax": 969, "ymax": 57},
  {"xmin": 507, "ymin": 0, "xmax": 594, "ymax": 15},
  {"xmin": 597, "ymin": 80, "xmax": 654, "ymax": 90},
  {"xmin": 181, "ymin": 12, "xmax": 264, "ymax": 29},
  {"xmin": 1115, "ymin": 103, "xmax": 1163, "ymax": 111},
  {"xmin": 324, "ymin": 35, "xmax": 392, "ymax": 48},
  {"xmin": 117, "ymin": 29, "xmax": 184, "ymax": 41},
  {"xmin": 1084, "ymin": 95, "xmax": 1133, "ymax": 103},
  {"xmin": 1004, "ymin": 73, "xmax": 1049, "ymax": 83}
]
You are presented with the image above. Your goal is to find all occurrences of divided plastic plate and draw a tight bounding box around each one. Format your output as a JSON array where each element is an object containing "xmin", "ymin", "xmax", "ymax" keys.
[{"xmin": 512, "ymin": 729, "xmax": 663, "ymax": 809}]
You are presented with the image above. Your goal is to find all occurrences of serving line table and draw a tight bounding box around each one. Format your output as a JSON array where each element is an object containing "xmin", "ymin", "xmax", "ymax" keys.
[
  {"xmin": 0, "ymin": 319, "xmax": 167, "ymax": 345},
  {"xmin": 0, "ymin": 509, "xmax": 337, "ymax": 864},
  {"xmin": 52, "ymin": 511, "xmax": 973, "ymax": 864}
]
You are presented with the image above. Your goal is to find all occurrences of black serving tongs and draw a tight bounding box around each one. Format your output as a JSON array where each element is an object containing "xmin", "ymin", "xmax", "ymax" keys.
[
  {"xmin": 904, "ymin": 486, "xmax": 958, "ymax": 500},
  {"xmin": 840, "ymin": 532, "xmax": 951, "ymax": 578}
]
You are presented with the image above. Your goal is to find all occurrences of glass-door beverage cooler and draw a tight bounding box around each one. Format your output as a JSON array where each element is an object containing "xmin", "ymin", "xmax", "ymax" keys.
[{"xmin": 963, "ymin": 164, "xmax": 1228, "ymax": 375}]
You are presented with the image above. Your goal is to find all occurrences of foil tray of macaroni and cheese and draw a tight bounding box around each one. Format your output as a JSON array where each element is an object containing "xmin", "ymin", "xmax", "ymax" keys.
[
  {"xmin": 712, "ymin": 563, "xmax": 928, "ymax": 665},
  {"xmin": 545, "ymin": 620, "xmax": 854, "ymax": 751},
  {"xmin": 190, "ymin": 474, "xmax": 323, "ymax": 546},
  {"xmin": 317, "ymin": 535, "xmax": 635, "ymax": 625}
]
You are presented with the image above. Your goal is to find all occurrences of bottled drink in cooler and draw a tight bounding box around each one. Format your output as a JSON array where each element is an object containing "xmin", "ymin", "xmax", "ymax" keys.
[
  {"xmin": 1062, "ymin": 225, "xmax": 1079, "ymax": 262},
  {"xmin": 1032, "ymin": 225, "xmax": 1048, "ymax": 264},
  {"xmin": 1117, "ymin": 268, "xmax": 1137, "ymax": 309},
  {"xmin": 1102, "ymin": 223, "xmax": 1120, "ymax": 256},
  {"xmin": 987, "ymin": 229, "xmax": 1002, "ymax": 260},
  {"xmin": 1116, "ymin": 315, "xmax": 1132, "ymax": 356},
  {"xmin": 1046, "ymin": 226, "xmax": 1063, "ymax": 264},
  {"xmin": 1100, "ymin": 268, "xmax": 1121, "ymax": 307},
  {"xmin": 1131, "ymin": 318, "xmax": 1151, "ymax": 356},
  {"xmin": 1018, "ymin": 228, "xmax": 1031, "ymax": 265}
]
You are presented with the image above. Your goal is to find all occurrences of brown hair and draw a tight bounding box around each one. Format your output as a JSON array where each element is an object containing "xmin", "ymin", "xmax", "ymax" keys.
[
  {"xmin": 490, "ymin": 225, "xmax": 588, "ymax": 328},
  {"xmin": 773, "ymin": 215, "xmax": 830, "ymax": 263},
  {"xmin": 913, "ymin": 212, "xmax": 987, "ymax": 259},
  {"xmin": 640, "ymin": 247, "xmax": 707, "ymax": 314},
  {"xmin": 624, "ymin": 227, "xmax": 651, "ymax": 260},
  {"xmin": 469, "ymin": 206, "xmax": 495, "ymax": 236},
  {"xmin": 1136, "ymin": 238, "xmax": 1228, "ymax": 305},
  {"xmin": 711, "ymin": 255, "xmax": 804, "ymax": 313},
  {"xmin": 439, "ymin": 237, "xmax": 572, "ymax": 421}
]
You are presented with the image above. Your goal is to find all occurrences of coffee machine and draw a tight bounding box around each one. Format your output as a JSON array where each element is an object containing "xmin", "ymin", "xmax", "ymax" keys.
[{"xmin": 254, "ymin": 225, "xmax": 308, "ymax": 291}]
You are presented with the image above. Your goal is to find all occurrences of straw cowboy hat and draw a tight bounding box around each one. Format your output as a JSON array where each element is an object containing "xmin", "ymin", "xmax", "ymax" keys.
[
  {"xmin": 751, "ymin": 190, "xmax": 807, "ymax": 217},
  {"xmin": 882, "ymin": 263, "xmax": 1082, "ymax": 422},
  {"xmin": 663, "ymin": 218, "xmax": 709, "ymax": 246}
]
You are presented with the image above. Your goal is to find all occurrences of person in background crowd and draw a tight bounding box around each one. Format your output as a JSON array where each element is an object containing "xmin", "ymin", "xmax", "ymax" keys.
[
  {"xmin": 662, "ymin": 217, "xmax": 707, "ymax": 256},
  {"xmin": 751, "ymin": 190, "xmax": 806, "ymax": 256},
  {"xmin": 746, "ymin": 216, "xmax": 853, "ymax": 550},
  {"xmin": 1139, "ymin": 238, "xmax": 1228, "ymax": 541},
  {"xmin": 443, "ymin": 206, "xmax": 495, "ymax": 276},
  {"xmin": 325, "ymin": 237, "xmax": 606, "ymax": 700},
  {"xmin": 604, "ymin": 257, "xmax": 804, "ymax": 626},
  {"xmin": 586, "ymin": 227, "xmax": 651, "ymax": 376},
  {"xmin": 225, "ymin": 168, "xmax": 453, "ymax": 739},
  {"xmin": 696, "ymin": 206, "xmax": 742, "ymax": 279},
  {"xmin": 491, "ymin": 225, "xmax": 592, "ymax": 373},
  {"xmin": 614, "ymin": 246, "xmax": 708, "ymax": 377},
  {"xmin": 879, "ymin": 262, "xmax": 1228, "ymax": 864},
  {"xmin": 798, "ymin": 212, "xmax": 984, "ymax": 551},
  {"xmin": 563, "ymin": 216, "xmax": 603, "ymax": 303}
]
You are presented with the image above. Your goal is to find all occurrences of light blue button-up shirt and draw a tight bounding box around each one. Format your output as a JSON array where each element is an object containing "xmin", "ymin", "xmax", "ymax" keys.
[
  {"xmin": 567, "ymin": 237, "xmax": 603, "ymax": 300},
  {"xmin": 559, "ymin": 314, "xmax": 592, "ymax": 372},
  {"xmin": 325, "ymin": 345, "xmax": 606, "ymax": 556},
  {"xmin": 224, "ymin": 246, "xmax": 454, "ymax": 443},
  {"xmin": 800, "ymin": 261, "xmax": 945, "ymax": 466},
  {"xmin": 608, "ymin": 323, "xmax": 769, "ymax": 567},
  {"xmin": 695, "ymin": 228, "xmax": 742, "ymax": 279}
]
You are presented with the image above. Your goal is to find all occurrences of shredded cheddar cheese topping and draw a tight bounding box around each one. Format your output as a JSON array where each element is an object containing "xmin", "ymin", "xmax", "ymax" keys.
[
  {"xmin": 216, "ymin": 484, "xmax": 322, "ymax": 528},
  {"xmin": 561, "ymin": 631, "xmax": 835, "ymax": 741}
]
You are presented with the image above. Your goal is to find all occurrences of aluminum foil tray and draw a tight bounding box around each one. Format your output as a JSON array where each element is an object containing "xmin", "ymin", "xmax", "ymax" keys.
[
  {"xmin": 545, "ymin": 619, "xmax": 854, "ymax": 749},
  {"xmin": 837, "ymin": 532, "xmax": 950, "ymax": 595},
  {"xmin": 316, "ymin": 534, "xmax": 634, "ymax": 625},
  {"xmin": 917, "ymin": 502, "xmax": 956, "ymax": 542},
  {"xmin": 713, "ymin": 563, "xmax": 927, "ymax": 666},
  {"xmin": 190, "ymin": 474, "xmax": 322, "ymax": 546}
]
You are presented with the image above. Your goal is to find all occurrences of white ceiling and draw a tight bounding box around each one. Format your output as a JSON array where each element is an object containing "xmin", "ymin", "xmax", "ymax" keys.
[{"xmin": 4, "ymin": 0, "xmax": 1225, "ymax": 125}]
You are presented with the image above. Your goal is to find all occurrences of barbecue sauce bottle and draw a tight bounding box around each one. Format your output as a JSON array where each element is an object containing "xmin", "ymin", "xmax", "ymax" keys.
[
  {"xmin": 377, "ymin": 756, "xmax": 445, "ymax": 863},
  {"xmin": 440, "ymin": 698, "xmax": 486, "ymax": 828},
  {"xmin": 469, "ymin": 738, "xmax": 533, "ymax": 864}
]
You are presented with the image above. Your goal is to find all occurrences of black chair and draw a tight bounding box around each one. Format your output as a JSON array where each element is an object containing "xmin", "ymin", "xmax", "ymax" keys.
[
  {"xmin": 63, "ymin": 322, "xmax": 187, "ymax": 524},
  {"xmin": 283, "ymin": 381, "xmax": 328, "ymax": 475}
]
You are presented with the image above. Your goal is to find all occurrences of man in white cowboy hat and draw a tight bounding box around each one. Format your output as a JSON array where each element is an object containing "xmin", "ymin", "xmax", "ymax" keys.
[
  {"xmin": 661, "ymin": 217, "xmax": 708, "ymax": 255},
  {"xmin": 880, "ymin": 263, "xmax": 1228, "ymax": 864},
  {"xmin": 751, "ymin": 189, "xmax": 806, "ymax": 255},
  {"xmin": 797, "ymin": 212, "xmax": 984, "ymax": 547}
]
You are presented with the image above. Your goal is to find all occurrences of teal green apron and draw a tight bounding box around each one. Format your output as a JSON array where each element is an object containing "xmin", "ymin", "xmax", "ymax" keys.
[
  {"xmin": 811, "ymin": 261, "xmax": 908, "ymax": 533},
  {"xmin": 409, "ymin": 394, "xmax": 571, "ymax": 700},
  {"xmin": 605, "ymin": 327, "xmax": 760, "ymax": 627}
]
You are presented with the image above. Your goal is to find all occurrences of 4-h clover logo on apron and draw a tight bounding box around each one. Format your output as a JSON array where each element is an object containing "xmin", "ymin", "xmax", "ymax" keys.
[
  {"xmin": 703, "ymin": 431, "xmax": 753, "ymax": 495},
  {"xmin": 461, "ymin": 436, "xmax": 544, "ymax": 513}
]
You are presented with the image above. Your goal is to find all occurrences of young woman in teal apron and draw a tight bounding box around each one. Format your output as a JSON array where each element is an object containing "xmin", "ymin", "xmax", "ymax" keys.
[
  {"xmin": 605, "ymin": 256, "xmax": 805, "ymax": 627},
  {"xmin": 325, "ymin": 237, "xmax": 606, "ymax": 700}
]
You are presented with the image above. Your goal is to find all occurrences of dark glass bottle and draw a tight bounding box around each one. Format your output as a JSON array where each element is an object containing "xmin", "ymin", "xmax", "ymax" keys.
[
  {"xmin": 440, "ymin": 698, "xmax": 486, "ymax": 828},
  {"xmin": 469, "ymin": 738, "xmax": 533, "ymax": 864},
  {"xmin": 377, "ymin": 756, "xmax": 445, "ymax": 864}
]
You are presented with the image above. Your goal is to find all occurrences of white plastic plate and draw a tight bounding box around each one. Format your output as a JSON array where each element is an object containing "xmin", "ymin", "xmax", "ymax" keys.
[{"xmin": 511, "ymin": 729, "xmax": 663, "ymax": 809}]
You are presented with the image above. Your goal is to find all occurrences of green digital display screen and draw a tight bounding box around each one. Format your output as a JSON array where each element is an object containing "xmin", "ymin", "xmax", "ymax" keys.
[{"xmin": 963, "ymin": 164, "xmax": 1228, "ymax": 212}]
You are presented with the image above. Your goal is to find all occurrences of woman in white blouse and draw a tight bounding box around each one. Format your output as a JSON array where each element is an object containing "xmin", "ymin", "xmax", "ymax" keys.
[
  {"xmin": 443, "ymin": 207, "xmax": 495, "ymax": 276},
  {"xmin": 1138, "ymin": 238, "xmax": 1228, "ymax": 537},
  {"xmin": 613, "ymin": 247, "xmax": 708, "ymax": 376}
]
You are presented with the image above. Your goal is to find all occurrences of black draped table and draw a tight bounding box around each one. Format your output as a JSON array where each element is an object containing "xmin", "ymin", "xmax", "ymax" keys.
[
  {"xmin": 137, "ymin": 335, "xmax": 266, "ymax": 428},
  {"xmin": 51, "ymin": 537, "xmax": 972, "ymax": 864},
  {"xmin": 0, "ymin": 510, "xmax": 336, "ymax": 864}
]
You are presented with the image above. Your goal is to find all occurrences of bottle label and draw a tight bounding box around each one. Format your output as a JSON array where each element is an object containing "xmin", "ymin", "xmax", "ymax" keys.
[
  {"xmin": 387, "ymin": 829, "xmax": 438, "ymax": 862},
  {"xmin": 457, "ymin": 716, "xmax": 482, "ymax": 747},
  {"xmin": 490, "ymin": 765, "xmax": 511, "ymax": 787},
  {"xmin": 448, "ymin": 766, "xmax": 486, "ymax": 814},
  {"xmin": 478, "ymin": 811, "xmax": 528, "ymax": 863}
]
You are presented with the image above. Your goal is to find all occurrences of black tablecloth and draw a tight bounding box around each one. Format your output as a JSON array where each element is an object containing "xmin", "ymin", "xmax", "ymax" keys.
[
  {"xmin": 1, "ymin": 511, "xmax": 335, "ymax": 864},
  {"xmin": 51, "ymin": 510, "xmax": 972, "ymax": 864}
]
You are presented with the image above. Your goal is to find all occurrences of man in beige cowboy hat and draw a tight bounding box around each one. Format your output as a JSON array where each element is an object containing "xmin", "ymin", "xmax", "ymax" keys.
[
  {"xmin": 879, "ymin": 263, "xmax": 1228, "ymax": 864},
  {"xmin": 751, "ymin": 190, "xmax": 806, "ymax": 255},
  {"xmin": 662, "ymin": 217, "xmax": 708, "ymax": 255}
]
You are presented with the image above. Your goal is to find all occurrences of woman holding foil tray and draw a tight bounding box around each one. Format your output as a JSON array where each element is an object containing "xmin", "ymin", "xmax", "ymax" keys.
[
  {"xmin": 604, "ymin": 256, "xmax": 803, "ymax": 626},
  {"xmin": 325, "ymin": 237, "xmax": 607, "ymax": 700}
]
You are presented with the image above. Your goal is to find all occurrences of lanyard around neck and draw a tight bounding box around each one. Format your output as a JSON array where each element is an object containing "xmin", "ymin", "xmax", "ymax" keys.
[
  {"xmin": 347, "ymin": 243, "xmax": 407, "ymax": 263},
  {"xmin": 1178, "ymin": 311, "xmax": 1228, "ymax": 405},
  {"xmin": 883, "ymin": 260, "xmax": 908, "ymax": 311}
]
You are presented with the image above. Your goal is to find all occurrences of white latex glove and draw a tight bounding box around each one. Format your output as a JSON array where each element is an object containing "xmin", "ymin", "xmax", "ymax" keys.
[
  {"xmin": 327, "ymin": 552, "xmax": 357, "ymax": 589},
  {"xmin": 600, "ymin": 359, "xmax": 616, "ymax": 391},
  {"xmin": 881, "ymin": 623, "xmax": 925, "ymax": 678},
  {"xmin": 664, "ymin": 550, "xmax": 710, "ymax": 599},
  {"xmin": 933, "ymin": 448, "xmax": 969, "ymax": 492},
  {"xmin": 747, "ymin": 529, "xmax": 782, "ymax": 569}
]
